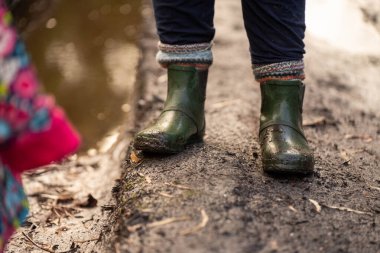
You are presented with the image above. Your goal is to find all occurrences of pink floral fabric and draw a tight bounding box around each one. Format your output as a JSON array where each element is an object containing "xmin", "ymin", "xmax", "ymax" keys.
[{"xmin": 0, "ymin": 1, "xmax": 81, "ymax": 251}]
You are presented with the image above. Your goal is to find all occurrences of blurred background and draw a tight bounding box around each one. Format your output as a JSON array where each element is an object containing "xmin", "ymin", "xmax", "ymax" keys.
[
  {"xmin": 305, "ymin": 0, "xmax": 380, "ymax": 114},
  {"xmin": 9, "ymin": 0, "xmax": 141, "ymax": 151}
]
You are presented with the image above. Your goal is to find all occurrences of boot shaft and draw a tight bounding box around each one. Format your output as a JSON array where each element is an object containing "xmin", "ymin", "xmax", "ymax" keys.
[
  {"xmin": 259, "ymin": 80, "xmax": 305, "ymax": 134},
  {"xmin": 164, "ymin": 65, "xmax": 208, "ymax": 129}
]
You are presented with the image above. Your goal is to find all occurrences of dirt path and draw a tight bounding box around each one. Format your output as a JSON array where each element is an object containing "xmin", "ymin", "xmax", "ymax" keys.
[{"xmin": 112, "ymin": 1, "xmax": 380, "ymax": 253}]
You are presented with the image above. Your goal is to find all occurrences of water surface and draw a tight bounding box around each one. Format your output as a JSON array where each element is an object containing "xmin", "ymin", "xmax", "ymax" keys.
[{"xmin": 14, "ymin": 0, "xmax": 141, "ymax": 150}]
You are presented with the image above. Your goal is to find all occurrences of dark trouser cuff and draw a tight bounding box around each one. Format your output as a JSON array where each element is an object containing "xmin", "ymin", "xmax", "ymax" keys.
[
  {"xmin": 156, "ymin": 42, "xmax": 213, "ymax": 67},
  {"xmin": 253, "ymin": 60, "xmax": 305, "ymax": 83}
]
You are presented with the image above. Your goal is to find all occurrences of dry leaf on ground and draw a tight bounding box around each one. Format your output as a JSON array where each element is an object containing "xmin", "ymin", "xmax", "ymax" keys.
[{"xmin": 309, "ymin": 199, "xmax": 322, "ymax": 213}]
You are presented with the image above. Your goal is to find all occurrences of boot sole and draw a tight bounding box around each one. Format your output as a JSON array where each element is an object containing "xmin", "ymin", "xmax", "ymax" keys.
[
  {"xmin": 262, "ymin": 159, "xmax": 314, "ymax": 175},
  {"xmin": 134, "ymin": 127, "xmax": 205, "ymax": 154}
]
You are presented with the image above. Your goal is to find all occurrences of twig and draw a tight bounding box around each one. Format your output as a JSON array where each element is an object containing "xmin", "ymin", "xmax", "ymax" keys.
[
  {"xmin": 147, "ymin": 216, "xmax": 190, "ymax": 228},
  {"xmin": 22, "ymin": 232, "xmax": 55, "ymax": 253},
  {"xmin": 158, "ymin": 192, "xmax": 174, "ymax": 198},
  {"xmin": 82, "ymin": 215, "xmax": 95, "ymax": 224},
  {"xmin": 288, "ymin": 205, "xmax": 298, "ymax": 213},
  {"xmin": 165, "ymin": 182, "xmax": 193, "ymax": 190},
  {"xmin": 309, "ymin": 199, "xmax": 322, "ymax": 213},
  {"xmin": 127, "ymin": 224, "xmax": 143, "ymax": 232},
  {"xmin": 24, "ymin": 166, "xmax": 58, "ymax": 177},
  {"xmin": 369, "ymin": 185, "xmax": 380, "ymax": 191},
  {"xmin": 182, "ymin": 209, "xmax": 209, "ymax": 235},
  {"xmin": 303, "ymin": 116, "xmax": 326, "ymax": 127},
  {"xmin": 324, "ymin": 205, "xmax": 372, "ymax": 215},
  {"xmin": 37, "ymin": 180, "xmax": 71, "ymax": 188},
  {"xmin": 74, "ymin": 237, "xmax": 100, "ymax": 244}
]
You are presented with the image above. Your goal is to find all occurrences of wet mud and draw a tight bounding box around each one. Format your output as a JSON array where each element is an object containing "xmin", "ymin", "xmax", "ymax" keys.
[
  {"xmin": 5, "ymin": 0, "xmax": 380, "ymax": 252},
  {"xmin": 111, "ymin": 1, "xmax": 380, "ymax": 253}
]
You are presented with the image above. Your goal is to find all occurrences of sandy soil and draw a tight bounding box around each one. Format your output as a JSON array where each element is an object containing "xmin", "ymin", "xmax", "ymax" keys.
[{"xmin": 111, "ymin": 1, "xmax": 380, "ymax": 253}]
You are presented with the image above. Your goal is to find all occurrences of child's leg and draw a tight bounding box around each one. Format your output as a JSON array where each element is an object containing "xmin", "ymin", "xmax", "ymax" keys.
[
  {"xmin": 134, "ymin": 1, "xmax": 214, "ymax": 153},
  {"xmin": 153, "ymin": 0, "xmax": 215, "ymax": 66},
  {"xmin": 241, "ymin": 0, "xmax": 306, "ymax": 82},
  {"xmin": 241, "ymin": 0, "xmax": 314, "ymax": 174}
]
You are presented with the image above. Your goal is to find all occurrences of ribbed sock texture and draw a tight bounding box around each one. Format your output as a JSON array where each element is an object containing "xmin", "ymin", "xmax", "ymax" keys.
[
  {"xmin": 253, "ymin": 60, "xmax": 305, "ymax": 82},
  {"xmin": 156, "ymin": 42, "xmax": 213, "ymax": 67}
]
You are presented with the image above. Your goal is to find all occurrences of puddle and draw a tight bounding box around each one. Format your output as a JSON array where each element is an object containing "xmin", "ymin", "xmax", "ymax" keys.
[{"xmin": 12, "ymin": 0, "xmax": 141, "ymax": 151}]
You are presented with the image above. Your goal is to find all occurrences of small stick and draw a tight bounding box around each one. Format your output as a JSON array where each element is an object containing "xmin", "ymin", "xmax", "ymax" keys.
[
  {"xmin": 324, "ymin": 205, "xmax": 372, "ymax": 215},
  {"xmin": 158, "ymin": 192, "xmax": 174, "ymax": 198},
  {"xmin": 74, "ymin": 237, "xmax": 100, "ymax": 244},
  {"xmin": 181, "ymin": 209, "xmax": 209, "ymax": 235},
  {"xmin": 309, "ymin": 199, "xmax": 322, "ymax": 213},
  {"xmin": 147, "ymin": 216, "xmax": 190, "ymax": 228},
  {"xmin": 370, "ymin": 185, "xmax": 380, "ymax": 191},
  {"xmin": 22, "ymin": 232, "xmax": 55, "ymax": 253},
  {"xmin": 165, "ymin": 182, "xmax": 193, "ymax": 190}
]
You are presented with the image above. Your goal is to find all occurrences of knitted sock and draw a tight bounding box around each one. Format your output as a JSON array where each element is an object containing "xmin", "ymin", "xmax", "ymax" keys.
[
  {"xmin": 253, "ymin": 60, "xmax": 305, "ymax": 83},
  {"xmin": 156, "ymin": 42, "xmax": 213, "ymax": 67}
]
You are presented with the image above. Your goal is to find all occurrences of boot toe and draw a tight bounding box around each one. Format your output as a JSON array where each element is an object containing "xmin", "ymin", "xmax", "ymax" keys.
[
  {"xmin": 262, "ymin": 150, "xmax": 314, "ymax": 174},
  {"xmin": 134, "ymin": 129, "xmax": 184, "ymax": 154}
]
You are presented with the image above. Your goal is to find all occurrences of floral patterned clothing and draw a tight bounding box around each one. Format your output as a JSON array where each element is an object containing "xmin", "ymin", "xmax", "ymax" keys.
[{"xmin": 0, "ymin": 1, "xmax": 81, "ymax": 251}]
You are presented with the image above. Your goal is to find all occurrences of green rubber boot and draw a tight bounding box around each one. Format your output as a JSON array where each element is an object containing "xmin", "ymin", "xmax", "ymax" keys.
[
  {"xmin": 259, "ymin": 80, "xmax": 314, "ymax": 174},
  {"xmin": 134, "ymin": 65, "xmax": 207, "ymax": 153}
]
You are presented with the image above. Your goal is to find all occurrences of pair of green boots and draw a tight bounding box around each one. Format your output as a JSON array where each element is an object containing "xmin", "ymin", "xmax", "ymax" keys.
[{"xmin": 134, "ymin": 65, "xmax": 314, "ymax": 174}]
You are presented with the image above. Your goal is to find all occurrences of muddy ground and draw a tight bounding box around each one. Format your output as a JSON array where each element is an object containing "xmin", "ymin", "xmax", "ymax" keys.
[
  {"xmin": 6, "ymin": 1, "xmax": 141, "ymax": 252},
  {"xmin": 6, "ymin": 0, "xmax": 380, "ymax": 252},
  {"xmin": 111, "ymin": 1, "xmax": 380, "ymax": 253}
]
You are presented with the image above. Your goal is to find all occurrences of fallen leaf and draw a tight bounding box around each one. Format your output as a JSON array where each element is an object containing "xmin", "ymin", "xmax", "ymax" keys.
[
  {"xmin": 309, "ymin": 199, "xmax": 321, "ymax": 213},
  {"xmin": 340, "ymin": 151, "xmax": 351, "ymax": 165},
  {"xmin": 76, "ymin": 194, "xmax": 98, "ymax": 208},
  {"xmin": 130, "ymin": 151, "xmax": 143, "ymax": 164}
]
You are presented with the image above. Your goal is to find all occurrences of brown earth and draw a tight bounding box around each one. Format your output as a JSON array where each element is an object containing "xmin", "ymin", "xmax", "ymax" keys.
[
  {"xmin": 111, "ymin": 1, "xmax": 380, "ymax": 253},
  {"xmin": 6, "ymin": 0, "xmax": 380, "ymax": 252}
]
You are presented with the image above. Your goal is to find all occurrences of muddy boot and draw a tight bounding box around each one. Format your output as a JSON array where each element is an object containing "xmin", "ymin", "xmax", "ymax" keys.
[
  {"xmin": 134, "ymin": 65, "xmax": 207, "ymax": 153},
  {"xmin": 259, "ymin": 80, "xmax": 314, "ymax": 174}
]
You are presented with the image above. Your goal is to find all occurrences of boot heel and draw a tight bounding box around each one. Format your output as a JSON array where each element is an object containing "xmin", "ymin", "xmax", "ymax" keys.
[{"xmin": 188, "ymin": 121, "xmax": 206, "ymax": 144}]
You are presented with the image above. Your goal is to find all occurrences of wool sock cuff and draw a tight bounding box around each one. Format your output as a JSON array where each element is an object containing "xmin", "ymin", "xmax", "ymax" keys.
[
  {"xmin": 253, "ymin": 60, "xmax": 305, "ymax": 83},
  {"xmin": 156, "ymin": 42, "xmax": 213, "ymax": 67}
]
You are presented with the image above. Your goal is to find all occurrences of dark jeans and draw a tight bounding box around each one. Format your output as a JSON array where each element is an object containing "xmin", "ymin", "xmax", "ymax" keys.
[{"xmin": 152, "ymin": 0, "xmax": 305, "ymax": 64}]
